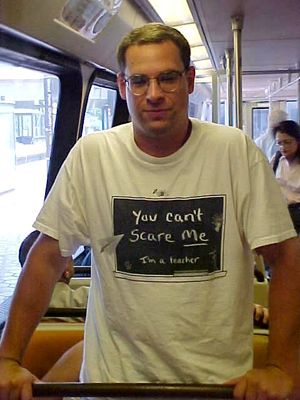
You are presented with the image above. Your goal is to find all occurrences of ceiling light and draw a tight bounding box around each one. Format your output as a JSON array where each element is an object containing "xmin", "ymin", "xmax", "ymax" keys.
[
  {"xmin": 148, "ymin": 0, "xmax": 193, "ymax": 25},
  {"xmin": 173, "ymin": 23, "xmax": 202, "ymax": 46},
  {"xmin": 194, "ymin": 59, "xmax": 213, "ymax": 70},
  {"xmin": 195, "ymin": 77, "xmax": 212, "ymax": 84},
  {"xmin": 191, "ymin": 46, "xmax": 208, "ymax": 61},
  {"xmin": 56, "ymin": 0, "xmax": 123, "ymax": 41}
]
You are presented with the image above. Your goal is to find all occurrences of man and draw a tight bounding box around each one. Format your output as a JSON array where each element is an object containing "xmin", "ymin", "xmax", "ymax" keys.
[
  {"xmin": 255, "ymin": 109, "xmax": 288, "ymax": 161},
  {"xmin": 0, "ymin": 23, "xmax": 299, "ymax": 400}
]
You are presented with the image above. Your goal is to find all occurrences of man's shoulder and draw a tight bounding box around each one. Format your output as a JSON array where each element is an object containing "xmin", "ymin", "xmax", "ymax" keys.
[
  {"xmin": 191, "ymin": 118, "xmax": 249, "ymax": 142},
  {"xmin": 72, "ymin": 123, "xmax": 132, "ymax": 156},
  {"xmin": 80, "ymin": 123, "xmax": 132, "ymax": 143}
]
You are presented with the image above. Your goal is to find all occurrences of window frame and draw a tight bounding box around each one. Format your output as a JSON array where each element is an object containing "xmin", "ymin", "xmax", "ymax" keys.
[
  {"xmin": 0, "ymin": 28, "xmax": 129, "ymax": 197},
  {"xmin": 0, "ymin": 28, "xmax": 83, "ymax": 197},
  {"xmin": 251, "ymin": 106, "xmax": 269, "ymax": 140},
  {"xmin": 78, "ymin": 69, "xmax": 128, "ymax": 139}
]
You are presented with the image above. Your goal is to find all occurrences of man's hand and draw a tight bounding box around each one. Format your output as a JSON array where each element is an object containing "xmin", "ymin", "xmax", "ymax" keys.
[
  {"xmin": 226, "ymin": 365, "xmax": 293, "ymax": 400},
  {"xmin": 0, "ymin": 358, "xmax": 39, "ymax": 400}
]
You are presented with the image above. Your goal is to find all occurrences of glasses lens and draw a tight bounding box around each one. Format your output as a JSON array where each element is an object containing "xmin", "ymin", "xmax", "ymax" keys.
[
  {"xmin": 126, "ymin": 70, "xmax": 184, "ymax": 95},
  {"xmin": 158, "ymin": 71, "xmax": 182, "ymax": 92},
  {"xmin": 128, "ymin": 75, "xmax": 148, "ymax": 95},
  {"xmin": 276, "ymin": 140, "xmax": 294, "ymax": 147}
]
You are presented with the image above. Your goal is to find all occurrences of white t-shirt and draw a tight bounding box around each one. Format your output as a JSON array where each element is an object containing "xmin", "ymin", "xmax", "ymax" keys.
[
  {"xmin": 275, "ymin": 156, "xmax": 300, "ymax": 204},
  {"xmin": 34, "ymin": 119, "xmax": 295, "ymax": 385}
]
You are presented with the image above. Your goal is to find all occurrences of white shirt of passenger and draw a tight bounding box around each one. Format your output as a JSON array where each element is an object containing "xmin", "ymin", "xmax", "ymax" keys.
[{"xmin": 276, "ymin": 156, "xmax": 300, "ymax": 204}]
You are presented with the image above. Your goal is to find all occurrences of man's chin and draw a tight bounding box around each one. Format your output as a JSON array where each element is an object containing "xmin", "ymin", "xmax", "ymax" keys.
[{"xmin": 143, "ymin": 120, "xmax": 172, "ymax": 136}]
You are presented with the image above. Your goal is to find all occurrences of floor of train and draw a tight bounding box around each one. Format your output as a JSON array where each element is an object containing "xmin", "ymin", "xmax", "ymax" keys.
[{"xmin": 0, "ymin": 251, "xmax": 19, "ymax": 304}]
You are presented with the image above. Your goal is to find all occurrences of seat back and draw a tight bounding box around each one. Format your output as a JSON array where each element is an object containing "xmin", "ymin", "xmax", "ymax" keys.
[
  {"xmin": 22, "ymin": 323, "xmax": 84, "ymax": 378},
  {"xmin": 253, "ymin": 331, "xmax": 268, "ymax": 368},
  {"xmin": 22, "ymin": 324, "xmax": 269, "ymax": 379}
]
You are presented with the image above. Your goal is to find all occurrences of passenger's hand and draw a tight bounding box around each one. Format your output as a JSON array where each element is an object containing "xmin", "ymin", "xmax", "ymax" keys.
[
  {"xmin": 225, "ymin": 365, "xmax": 293, "ymax": 400},
  {"xmin": 0, "ymin": 358, "xmax": 38, "ymax": 400},
  {"xmin": 253, "ymin": 304, "xmax": 269, "ymax": 325}
]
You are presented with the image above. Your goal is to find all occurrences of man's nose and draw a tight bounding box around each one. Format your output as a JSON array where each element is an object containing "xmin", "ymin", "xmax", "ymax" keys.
[{"xmin": 146, "ymin": 78, "xmax": 164, "ymax": 100}]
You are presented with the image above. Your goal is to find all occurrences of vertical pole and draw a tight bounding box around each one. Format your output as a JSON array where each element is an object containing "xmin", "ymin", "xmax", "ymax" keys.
[
  {"xmin": 297, "ymin": 67, "xmax": 300, "ymax": 124},
  {"xmin": 231, "ymin": 15, "xmax": 243, "ymax": 129},
  {"xmin": 211, "ymin": 71, "xmax": 219, "ymax": 123},
  {"xmin": 225, "ymin": 49, "xmax": 233, "ymax": 126}
]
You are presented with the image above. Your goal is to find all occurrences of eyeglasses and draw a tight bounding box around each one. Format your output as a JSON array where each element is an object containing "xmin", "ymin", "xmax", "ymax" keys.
[
  {"xmin": 276, "ymin": 139, "xmax": 296, "ymax": 147},
  {"xmin": 124, "ymin": 70, "xmax": 186, "ymax": 96}
]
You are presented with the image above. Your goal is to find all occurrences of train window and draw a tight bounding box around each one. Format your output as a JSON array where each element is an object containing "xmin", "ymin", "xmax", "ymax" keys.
[
  {"xmin": 0, "ymin": 61, "xmax": 60, "ymax": 302},
  {"xmin": 82, "ymin": 85, "xmax": 117, "ymax": 135},
  {"xmin": 252, "ymin": 107, "xmax": 269, "ymax": 140},
  {"xmin": 286, "ymin": 101, "xmax": 298, "ymax": 122},
  {"xmin": 219, "ymin": 102, "xmax": 225, "ymax": 125}
]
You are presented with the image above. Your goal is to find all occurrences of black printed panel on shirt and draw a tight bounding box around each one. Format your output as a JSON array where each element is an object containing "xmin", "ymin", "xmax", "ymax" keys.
[{"xmin": 113, "ymin": 196, "xmax": 225, "ymax": 279}]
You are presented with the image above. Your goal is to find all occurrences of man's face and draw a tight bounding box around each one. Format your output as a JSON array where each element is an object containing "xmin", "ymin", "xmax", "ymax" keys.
[{"xmin": 117, "ymin": 40, "xmax": 195, "ymax": 141}]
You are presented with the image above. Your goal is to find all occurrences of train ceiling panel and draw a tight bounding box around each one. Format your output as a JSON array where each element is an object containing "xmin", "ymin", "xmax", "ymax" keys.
[
  {"xmin": 1, "ymin": 0, "xmax": 299, "ymax": 101},
  {"xmin": 187, "ymin": 0, "xmax": 300, "ymax": 101},
  {"xmin": 0, "ymin": 0, "xmax": 150, "ymax": 72}
]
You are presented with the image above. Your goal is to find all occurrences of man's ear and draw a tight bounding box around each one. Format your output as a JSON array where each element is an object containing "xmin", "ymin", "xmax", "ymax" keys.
[
  {"xmin": 186, "ymin": 66, "xmax": 196, "ymax": 94},
  {"xmin": 117, "ymin": 73, "xmax": 126, "ymax": 100}
]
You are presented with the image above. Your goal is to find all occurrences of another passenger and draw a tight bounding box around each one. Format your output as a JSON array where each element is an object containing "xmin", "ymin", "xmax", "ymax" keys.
[
  {"xmin": 255, "ymin": 109, "xmax": 288, "ymax": 161},
  {"xmin": 0, "ymin": 23, "xmax": 300, "ymax": 400},
  {"xmin": 253, "ymin": 304, "xmax": 269, "ymax": 326},
  {"xmin": 272, "ymin": 120, "xmax": 300, "ymax": 234}
]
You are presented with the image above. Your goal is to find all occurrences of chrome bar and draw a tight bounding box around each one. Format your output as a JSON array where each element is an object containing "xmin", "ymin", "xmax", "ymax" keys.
[
  {"xmin": 231, "ymin": 15, "xmax": 244, "ymax": 130},
  {"xmin": 32, "ymin": 383, "xmax": 234, "ymax": 398},
  {"xmin": 225, "ymin": 49, "xmax": 233, "ymax": 126},
  {"xmin": 212, "ymin": 72, "xmax": 220, "ymax": 123}
]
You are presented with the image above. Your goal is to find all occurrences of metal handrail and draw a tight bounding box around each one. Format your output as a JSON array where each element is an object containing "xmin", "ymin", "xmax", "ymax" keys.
[
  {"xmin": 45, "ymin": 307, "xmax": 86, "ymax": 317},
  {"xmin": 32, "ymin": 383, "xmax": 234, "ymax": 398}
]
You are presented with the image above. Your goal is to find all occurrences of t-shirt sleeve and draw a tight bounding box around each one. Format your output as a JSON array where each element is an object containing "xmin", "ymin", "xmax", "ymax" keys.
[
  {"xmin": 33, "ymin": 141, "xmax": 90, "ymax": 257},
  {"xmin": 241, "ymin": 139, "xmax": 296, "ymax": 250}
]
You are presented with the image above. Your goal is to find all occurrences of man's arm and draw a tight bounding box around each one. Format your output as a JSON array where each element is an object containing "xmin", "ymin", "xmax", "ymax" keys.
[
  {"xmin": 0, "ymin": 233, "xmax": 71, "ymax": 400},
  {"xmin": 230, "ymin": 237, "xmax": 300, "ymax": 399},
  {"xmin": 260, "ymin": 236, "xmax": 300, "ymax": 398},
  {"xmin": 259, "ymin": 237, "xmax": 300, "ymax": 379}
]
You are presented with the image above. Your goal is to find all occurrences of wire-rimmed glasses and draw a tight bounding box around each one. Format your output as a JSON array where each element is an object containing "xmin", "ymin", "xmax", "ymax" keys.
[{"xmin": 124, "ymin": 70, "xmax": 187, "ymax": 96}]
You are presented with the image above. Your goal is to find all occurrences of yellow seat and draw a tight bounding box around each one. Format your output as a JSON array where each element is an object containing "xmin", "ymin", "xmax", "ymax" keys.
[
  {"xmin": 22, "ymin": 325, "xmax": 269, "ymax": 379},
  {"xmin": 22, "ymin": 323, "xmax": 84, "ymax": 378},
  {"xmin": 253, "ymin": 330, "xmax": 269, "ymax": 368}
]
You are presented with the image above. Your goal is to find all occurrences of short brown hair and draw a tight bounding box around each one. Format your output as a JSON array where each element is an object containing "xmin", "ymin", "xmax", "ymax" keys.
[{"xmin": 117, "ymin": 23, "xmax": 191, "ymax": 72}]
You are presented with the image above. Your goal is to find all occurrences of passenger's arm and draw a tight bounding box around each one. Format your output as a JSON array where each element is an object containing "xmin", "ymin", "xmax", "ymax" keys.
[
  {"xmin": 253, "ymin": 303, "xmax": 269, "ymax": 325},
  {"xmin": 0, "ymin": 233, "xmax": 71, "ymax": 400}
]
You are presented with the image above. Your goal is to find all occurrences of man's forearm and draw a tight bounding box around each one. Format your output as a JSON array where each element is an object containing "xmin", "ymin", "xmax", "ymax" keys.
[
  {"xmin": 264, "ymin": 238, "xmax": 300, "ymax": 378},
  {"xmin": 0, "ymin": 235, "xmax": 67, "ymax": 362},
  {"xmin": 0, "ymin": 265, "xmax": 58, "ymax": 362}
]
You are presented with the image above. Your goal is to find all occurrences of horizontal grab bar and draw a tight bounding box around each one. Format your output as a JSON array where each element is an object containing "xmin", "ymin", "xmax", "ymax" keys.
[{"xmin": 33, "ymin": 383, "xmax": 234, "ymax": 398}]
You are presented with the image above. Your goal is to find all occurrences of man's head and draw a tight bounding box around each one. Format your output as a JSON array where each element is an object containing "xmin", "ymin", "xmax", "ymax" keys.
[
  {"xmin": 268, "ymin": 109, "xmax": 288, "ymax": 129},
  {"xmin": 116, "ymin": 23, "xmax": 195, "ymax": 152},
  {"xmin": 117, "ymin": 23, "xmax": 191, "ymax": 74}
]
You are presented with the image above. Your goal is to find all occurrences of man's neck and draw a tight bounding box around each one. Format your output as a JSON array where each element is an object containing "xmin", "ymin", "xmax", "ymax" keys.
[{"xmin": 134, "ymin": 120, "xmax": 192, "ymax": 157}]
